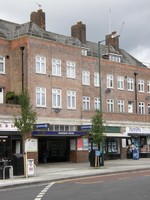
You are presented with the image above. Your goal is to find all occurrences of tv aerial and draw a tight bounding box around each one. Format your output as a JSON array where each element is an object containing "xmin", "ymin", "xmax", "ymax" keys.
[{"xmin": 36, "ymin": 2, "xmax": 42, "ymax": 9}]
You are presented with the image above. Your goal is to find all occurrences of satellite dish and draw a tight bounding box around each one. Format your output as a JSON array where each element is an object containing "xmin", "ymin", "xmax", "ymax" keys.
[{"xmin": 105, "ymin": 88, "xmax": 111, "ymax": 94}]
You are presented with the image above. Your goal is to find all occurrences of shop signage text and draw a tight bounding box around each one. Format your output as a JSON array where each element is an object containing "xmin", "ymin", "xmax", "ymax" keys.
[
  {"xmin": 0, "ymin": 123, "xmax": 18, "ymax": 131},
  {"xmin": 32, "ymin": 131, "xmax": 83, "ymax": 136}
]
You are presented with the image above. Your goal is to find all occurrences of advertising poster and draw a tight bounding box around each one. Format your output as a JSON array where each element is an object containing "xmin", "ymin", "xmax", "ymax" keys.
[
  {"xmin": 77, "ymin": 138, "xmax": 83, "ymax": 150},
  {"xmin": 25, "ymin": 139, "xmax": 38, "ymax": 152},
  {"xmin": 83, "ymin": 138, "xmax": 89, "ymax": 150}
]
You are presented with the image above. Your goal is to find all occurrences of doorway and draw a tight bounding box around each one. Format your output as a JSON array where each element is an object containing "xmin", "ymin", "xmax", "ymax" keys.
[{"xmin": 38, "ymin": 138, "xmax": 70, "ymax": 163}]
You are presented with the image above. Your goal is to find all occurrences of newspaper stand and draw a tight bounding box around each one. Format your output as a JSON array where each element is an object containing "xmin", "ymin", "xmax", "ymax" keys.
[{"xmin": 26, "ymin": 159, "xmax": 36, "ymax": 178}]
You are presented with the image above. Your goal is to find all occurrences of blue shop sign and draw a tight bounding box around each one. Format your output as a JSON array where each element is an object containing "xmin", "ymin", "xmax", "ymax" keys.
[
  {"xmin": 32, "ymin": 131, "xmax": 84, "ymax": 136},
  {"xmin": 80, "ymin": 125, "xmax": 92, "ymax": 130},
  {"xmin": 34, "ymin": 123, "xmax": 50, "ymax": 130}
]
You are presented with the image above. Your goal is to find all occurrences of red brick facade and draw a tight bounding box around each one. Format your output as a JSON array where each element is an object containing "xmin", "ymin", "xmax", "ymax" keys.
[{"xmin": 0, "ymin": 10, "xmax": 150, "ymax": 164}]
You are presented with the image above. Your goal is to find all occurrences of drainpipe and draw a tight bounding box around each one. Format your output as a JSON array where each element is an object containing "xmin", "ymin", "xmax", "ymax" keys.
[
  {"xmin": 20, "ymin": 46, "xmax": 25, "ymax": 93},
  {"xmin": 134, "ymin": 72, "xmax": 138, "ymax": 113}
]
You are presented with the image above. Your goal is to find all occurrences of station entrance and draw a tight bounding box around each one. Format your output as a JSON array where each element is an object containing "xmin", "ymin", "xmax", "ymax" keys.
[{"xmin": 38, "ymin": 137, "xmax": 70, "ymax": 163}]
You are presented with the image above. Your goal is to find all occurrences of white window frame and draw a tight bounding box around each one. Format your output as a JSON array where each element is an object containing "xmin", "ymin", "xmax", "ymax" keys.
[
  {"xmin": 109, "ymin": 54, "xmax": 121, "ymax": 62},
  {"xmin": 147, "ymin": 81, "xmax": 150, "ymax": 93},
  {"xmin": 0, "ymin": 88, "xmax": 4, "ymax": 104},
  {"xmin": 81, "ymin": 49, "xmax": 87, "ymax": 56},
  {"xmin": 35, "ymin": 56, "xmax": 46, "ymax": 74},
  {"xmin": 117, "ymin": 76, "xmax": 124, "ymax": 90},
  {"xmin": 67, "ymin": 90, "xmax": 76, "ymax": 109},
  {"xmin": 138, "ymin": 102, "xmax": 145, "ymax": 114},
  {"xmin": 82, "ymin": 71, "xmax": 90, "ymax": 85},
  {"xmin": 36, "ymin": 87, "xmax": 46, "ymax": 107},
  {"xmin": 82, "ymin": 96, "xmax": 90, "ymax": 110},
  {"xmin": 107, "ymin": 74, "xmax": 114, "ymax": 88},
  {"xmin": 94, "ymin": 97, "xmax": 100, "ymax": 110},
  {"xmin": 127, "ymin": 78, "xmax": 134, "ymax": 91},
  {"xmin": 52, "ymin": 58, "xmax": 61, "ymax": 76},
  {"xmin": 52, "ymin": 89, "xmax": 62, "ymax": 108},
  {"xmin": 118, "ymin": 100, "xmax": 124, "ymax": 113},
  {"xmin": 94, "ymin": 72, "xmax": 99, "ymax": 87},
  {"xmin": 66, "ymin": 61, "xmax": 75, "ymax": 78},
  {"xmin": 128, "ymin": 101, "xmax": 133, "ymax": 113},
  {"xmin": 107, "ymin": 99, "xmax": 114, "ymax": 112},
  {"xmin": 0, "ymin": 56, "xmax": 5, "ymax": 74},
  {"xmin": 138, "ymin": 79, "xmax": 144, "ymax": 92}
]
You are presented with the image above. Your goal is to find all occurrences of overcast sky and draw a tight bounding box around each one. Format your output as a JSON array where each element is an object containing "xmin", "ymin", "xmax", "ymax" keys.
[{"xmin": 1, "ymin": 0, "xmax": 150, "ymax": 64}]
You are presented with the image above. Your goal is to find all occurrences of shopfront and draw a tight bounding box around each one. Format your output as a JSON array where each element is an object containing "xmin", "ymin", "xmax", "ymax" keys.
[
  {"xmin": 0, "ymin": 122, "xmax": 22, "ymax": 161},
  {"xmin": 126, "ymin": 127, "xmax": 150, "ymax": 158},
  {"xmin": 32, "ymin": 123, "xmax": 89, "ymax": 163},
  {"xmin": 82, "ymin": 125, "xmax": 129, "ymax": 160}
]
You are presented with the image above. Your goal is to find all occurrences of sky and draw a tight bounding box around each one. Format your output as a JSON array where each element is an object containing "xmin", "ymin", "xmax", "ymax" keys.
[{"xmin": 0, "ymin": 0, "xmax": 150, "ymax": 64}]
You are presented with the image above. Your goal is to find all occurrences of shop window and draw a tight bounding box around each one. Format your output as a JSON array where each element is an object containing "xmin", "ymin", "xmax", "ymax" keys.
[
  {"xmin": 107, "ymin": 138, "xmax": 118, "ymax": 153},
  {"xmin": 140, "ymin": 137, "xmax": 150, "ymax": 153},
  {"xmin": 140, "ymin": 137, "xmax": 146, "ymax": 147}
]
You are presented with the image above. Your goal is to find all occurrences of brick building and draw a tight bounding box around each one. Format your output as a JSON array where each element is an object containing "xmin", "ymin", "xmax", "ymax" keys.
[{"xmin": 0, "ymin": 9, "xmax": 150, "ymax": 165}]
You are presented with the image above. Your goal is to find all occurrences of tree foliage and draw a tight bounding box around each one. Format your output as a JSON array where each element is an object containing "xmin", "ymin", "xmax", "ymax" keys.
[
  {"xmin": 90, "ymin": 110, "xmax": 106, "ymax": 145},
  {"xmin": 14, "ymin": 91, "xmax": 37, "ymax": 135}
]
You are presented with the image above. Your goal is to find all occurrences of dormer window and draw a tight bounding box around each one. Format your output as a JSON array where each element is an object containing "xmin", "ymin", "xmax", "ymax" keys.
[
  {"xmin": 102, "ymin": 53, "xmax": 121, "ymax": 62},
  {"xmin": 109, "ymin": 53, "xmax": 121, "ymax": 62},
  {"xmin": 81, "ymin": 48, "xmax": 88, "ymax": 56}
]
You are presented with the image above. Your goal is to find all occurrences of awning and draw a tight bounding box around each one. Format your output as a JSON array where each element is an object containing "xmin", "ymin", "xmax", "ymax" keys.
[
  {"xmin": 128, "ymin": 133, "xmax": 150, "ymax": 136},
  {"xmin": 104, "ymin": 133, "xmax": 130, "ymax": 138}
]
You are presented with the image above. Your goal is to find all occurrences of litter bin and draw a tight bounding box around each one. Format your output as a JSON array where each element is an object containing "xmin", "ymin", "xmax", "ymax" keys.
[
  {"xmin": 13, "ymin": 153, "xmax": 24, "ymax": 176},
  {"xmin": 89, "ymin": 150, "xmax": 95, "ymax": 167},
  {"xmin": 0, "ymin": 160, "xmax": 11, "ymax": 179}
]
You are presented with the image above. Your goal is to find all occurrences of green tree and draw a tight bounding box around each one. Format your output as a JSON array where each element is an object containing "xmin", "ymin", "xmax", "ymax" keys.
[
  {"xmin": 90, "ymin": 110, "xmax": 106, "ymax": 167},
  {"xmin": 14, "ymin": 91, "xmax": 37, "ymax": 135},
  {"xmin": 14, "ymin": 91, "xmax": 37, "ymax": 176}
]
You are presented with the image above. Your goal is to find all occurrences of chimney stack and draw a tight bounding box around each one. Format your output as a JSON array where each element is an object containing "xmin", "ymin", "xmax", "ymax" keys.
[
  {"xmin": 105, "ymin": 31, "xmax": 119, "ymax": 51},
  {"xmin": 30, "ymin": 9, "xmax": 46, "ymax": 30},
  {"xmin": 71, "ymin": 21, "xmax": 86, "ymax": 44}
]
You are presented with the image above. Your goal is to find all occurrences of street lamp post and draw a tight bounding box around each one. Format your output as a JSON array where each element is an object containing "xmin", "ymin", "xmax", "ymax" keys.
[
  {"xmin": 98, "ymin": 33, "xmax": 120, "ymax": 166},
  {"xmin": 98, "ymin": 40, "xmax": 105, "ymax": 166},
  {"xmin": 98, "ymin": 40, "xmax": 105, "ymax": 113}
]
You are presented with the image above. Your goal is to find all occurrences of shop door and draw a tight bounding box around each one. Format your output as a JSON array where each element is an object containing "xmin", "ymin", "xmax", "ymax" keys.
[
  {"xmin": 0, "ymin": 138, "xmax": 10, "ymax": 159},
  {"xmin": 39, "ymin": 138, "xmax": 70, "ymax": 163}
]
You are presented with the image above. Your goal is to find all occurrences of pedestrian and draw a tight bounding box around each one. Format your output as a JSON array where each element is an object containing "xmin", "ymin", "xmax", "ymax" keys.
[{"xmin": 43, "ymin": 149, "xmax": 49, "ymax": 163}]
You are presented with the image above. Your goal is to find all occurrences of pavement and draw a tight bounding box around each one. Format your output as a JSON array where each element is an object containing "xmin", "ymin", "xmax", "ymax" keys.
[{"xmin": 0, "ymin": 158, "xmax": 150, "ymax": 189}]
